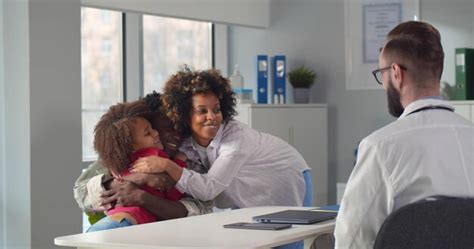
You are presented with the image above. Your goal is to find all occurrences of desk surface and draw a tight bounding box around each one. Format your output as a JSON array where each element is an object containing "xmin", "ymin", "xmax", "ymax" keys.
[{"xmin": 55, "ymin": 206, "xmax": 335, "ymax": 249}]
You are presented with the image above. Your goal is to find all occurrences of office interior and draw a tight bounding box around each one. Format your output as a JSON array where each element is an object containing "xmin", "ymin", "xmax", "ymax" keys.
[{"xmin": 1, "ymin": 0, "xmax": 473, "ymax": 248}]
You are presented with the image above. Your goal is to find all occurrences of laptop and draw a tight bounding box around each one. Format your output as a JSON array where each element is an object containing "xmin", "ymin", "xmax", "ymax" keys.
[{"xmin": 252, "ymin": 210, "xmax": 337, "ymax": 224}]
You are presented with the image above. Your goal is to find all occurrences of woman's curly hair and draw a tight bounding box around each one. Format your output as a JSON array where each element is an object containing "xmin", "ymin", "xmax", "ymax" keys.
[
  {"xmin": 93, "ymin": 100, "xmax": 151, "ymax": 176},
  {"xmin": 162, "ymin": 68, "xmax": 237, "ymax": 138}
]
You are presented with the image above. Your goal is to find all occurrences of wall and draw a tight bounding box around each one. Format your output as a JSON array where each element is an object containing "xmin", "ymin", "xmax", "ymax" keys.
[
  {"xmin": 229, "ymin": 0, "xmax": 395, "ymax": 204},
  {"xmin": 229, "ymin": 0, "xmax": 474, "ymax": 203},
  {"xmin": 4, "ymin": 0, "xmax": 32, "ymax": 247},
  {"xmin": 30, "ymin": 1, "xmax": 82, "ymax": 248},
  {"xmin": 0, "ymin": 0, "xmax": 5, "ymax": 247},
  {"xmin": 421, "ymin": 0, "xmax": 474, "ymax": 86},
  {"xmin": 3, "ymin": 0, "xmax": 82, "ymax": 248},
  {"xmin": 82, "ymin": 0, "xmax": 271, "ymax": 28}
]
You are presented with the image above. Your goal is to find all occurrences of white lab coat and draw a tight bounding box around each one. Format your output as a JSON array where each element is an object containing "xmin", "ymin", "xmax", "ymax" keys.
[
  {"xmin": 334, "ymin": 99, "xmax": 474, "ymax": 249},
  {"xmin": 177, "ymin": 120, "xmax": 309, "ymax": 209}
]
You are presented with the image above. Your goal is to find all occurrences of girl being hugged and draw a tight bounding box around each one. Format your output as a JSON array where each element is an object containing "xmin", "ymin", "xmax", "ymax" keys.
[{"xmin": 87, "ymin": 98, "xmax": 186, "ymax": 232}]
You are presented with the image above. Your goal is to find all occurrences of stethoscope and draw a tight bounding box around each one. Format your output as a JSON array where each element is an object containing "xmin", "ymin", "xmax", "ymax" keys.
[{"xmin": 407, "ymin": 106, "xmax": 454, "ymax": 116}]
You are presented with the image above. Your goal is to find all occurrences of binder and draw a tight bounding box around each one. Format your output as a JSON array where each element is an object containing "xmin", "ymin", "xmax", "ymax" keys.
[
  {"xmin": 272, "ymin": 55, "xmax": 286, "ymax": 104},
  {"xmin": 257, "ymin": 55, "xmax": 268, "ymax": 104},
  {"xmin": 454, "ymin": 48, "xmax": 474, "ymax": 100}
]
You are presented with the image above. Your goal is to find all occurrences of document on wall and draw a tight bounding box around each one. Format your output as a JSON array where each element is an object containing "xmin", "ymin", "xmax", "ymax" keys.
[
  {"xmin": 362, "ymin": 3, "xmax": 401, "ymax": 63},
  {"xmin": 345, "ymin": 0, "xmax": 418, "ymax": 90}
]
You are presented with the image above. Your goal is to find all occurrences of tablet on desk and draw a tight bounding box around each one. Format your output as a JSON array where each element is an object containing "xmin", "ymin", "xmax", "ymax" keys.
[
  {"xmin": 253, "ymin": 210, "xmax": 337, "ymax": 224},
  {"xmin": 223, "ymin": 222, "xmax": 292, "ymax": 230}
]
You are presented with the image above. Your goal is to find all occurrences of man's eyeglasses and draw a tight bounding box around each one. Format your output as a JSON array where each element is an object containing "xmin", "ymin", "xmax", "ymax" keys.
[{"xmin": 372, "ymin": 64, "xmax": 407, "ymax": 85}]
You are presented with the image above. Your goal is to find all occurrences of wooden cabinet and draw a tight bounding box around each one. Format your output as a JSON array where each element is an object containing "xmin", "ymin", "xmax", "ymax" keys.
[
  {"xmin": 235, "ymin": 104, "xmax": 328, "ymax": 206},
  {"xmin": 450, "ymin": 101, "xmax": 474, "ymax": 122}
]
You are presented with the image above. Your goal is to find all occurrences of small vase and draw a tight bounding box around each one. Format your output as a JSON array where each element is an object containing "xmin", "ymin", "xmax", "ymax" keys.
[{"xmin": 293, "ymin": 88, "xmax": 310, "ymax": 103}]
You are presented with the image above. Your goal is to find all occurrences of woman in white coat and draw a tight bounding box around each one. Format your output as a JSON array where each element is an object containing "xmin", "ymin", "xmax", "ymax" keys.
[{"xmin": 132, "ymin": 69, "xmax": 311, "ymax": 209}]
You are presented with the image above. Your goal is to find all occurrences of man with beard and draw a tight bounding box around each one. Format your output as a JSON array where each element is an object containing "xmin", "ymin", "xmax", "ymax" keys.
[{"xmin": 334, "ymin": 21, "xmax": 474, "ymax": 248}]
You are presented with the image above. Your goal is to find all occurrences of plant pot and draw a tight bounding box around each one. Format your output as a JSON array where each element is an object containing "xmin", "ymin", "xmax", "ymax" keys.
[{"xmin": 293, "ymin": 88, "xmax": 310, "ymax": 103}]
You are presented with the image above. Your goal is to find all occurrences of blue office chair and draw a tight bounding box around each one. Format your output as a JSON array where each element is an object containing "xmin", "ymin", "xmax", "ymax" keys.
[
  {"xmin": 276, "ymin": 169, "xmax": 313, "ymax": 249},
  {"xmin": 373, "ymin": 196, "xmax": 474, "ymax": 249},
  {"xmin": 302, "ymin": 169, "xmax": 313, "ymax": 207}
]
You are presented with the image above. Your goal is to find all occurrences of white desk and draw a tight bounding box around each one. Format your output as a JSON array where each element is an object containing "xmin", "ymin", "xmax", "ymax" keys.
[{"xmin": 55, "ymin": 206, "xmax": 335, "ymax": 249}]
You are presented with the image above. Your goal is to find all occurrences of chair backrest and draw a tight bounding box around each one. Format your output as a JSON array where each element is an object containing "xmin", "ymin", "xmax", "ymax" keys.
[
  {"xmin": 302, "ymin": 169, "xmax": 313, "ymax": 207},
  {"xmin": 373, "ymin": 197, "xmax": 474, "ymax": 249}
]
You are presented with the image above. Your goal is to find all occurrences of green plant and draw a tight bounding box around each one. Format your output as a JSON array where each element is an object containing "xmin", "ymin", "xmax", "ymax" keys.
[{"xmin": 288, "ymin": 66, "xmax": 317, "ymax": 88}]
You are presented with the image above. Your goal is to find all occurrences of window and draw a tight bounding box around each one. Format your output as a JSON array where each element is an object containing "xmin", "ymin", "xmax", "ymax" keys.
[
  {"xmin": 143, "ymin": 15, "xmax": 212, "ymax": 94},
  {"xmin": 81, "ymin": 9, "xmax": 213, "ymax": 163},
  {"xmin": 100, "ymin": 71, "xmax": 111, "ymax": 88},
  {"xmin": 81, "ymin": 7, "xmax": 123, "ymax": 162},
  {"xmin": 101, "ymin": 11, "xmax": 111, "ymax": 24},
  {"xmin": 100, "ymin": 39, "xmax": 112, "ymax": 57}
]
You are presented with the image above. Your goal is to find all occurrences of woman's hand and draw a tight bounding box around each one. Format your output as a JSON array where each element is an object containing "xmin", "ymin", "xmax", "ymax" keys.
[
  {"xmin": 131, "ymin": 155, "xmax": 171, "ymax": 173},
  {"xmin": 100, "ymin": 180, "xmax": 147, "ymax": 209},
  {"xmin": 121, "ymin": 172, "xmax": 175, "ymax": 191},
  {"xmin": 99, "ymin": 178, "xmax": 188, "ymax": 220}
]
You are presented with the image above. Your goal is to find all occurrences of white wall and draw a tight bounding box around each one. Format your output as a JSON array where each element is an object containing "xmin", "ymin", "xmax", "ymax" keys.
[
  {"xmin": 229, "ymin": 0, "xmax": 394, "ymax": 204},
  {"xmin": 3, "ymin": 0, "xmax": 82, "ymax": 248},
  {"xmin": 0, "ymin": 0, "xmax": 5, "ymax": 247},
  {"xmin": 229, "ymin": 0, "xmax": 474, "ymax": 203},
  {"xmin": 30, "ymin": 1, "xmax": 82, "ymax": 248},
  {"xmin": 4, "ymin": 1, "xmax": 32, "ymax": 247},
  {"xmin": 421, "ymin": 0, "xmax": 474, "ymax": 86},
  {"xmin": 82, "ymin": 0, "xmax": 271, "ymax": 28}
]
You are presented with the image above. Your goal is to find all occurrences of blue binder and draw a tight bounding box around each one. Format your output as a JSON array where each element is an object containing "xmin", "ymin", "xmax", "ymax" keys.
[
  {"xmin": 257, "ymin": 55, "xmax": 268, "ymax": 104},
  {"xmin": 272, "ymin": 55, "xmax": 286, "ymax": 104}
]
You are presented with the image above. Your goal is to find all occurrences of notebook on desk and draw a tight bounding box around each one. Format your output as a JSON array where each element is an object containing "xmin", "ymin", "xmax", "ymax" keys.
[{"xmin": 252, "ymin": 210, "xmax": 337, "ymax": 224}]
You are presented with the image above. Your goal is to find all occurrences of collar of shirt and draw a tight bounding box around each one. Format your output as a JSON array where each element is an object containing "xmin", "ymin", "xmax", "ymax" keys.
[
  {"xmin": 398, "ymin": 98, "xmax": 454, "ymax": 120},
  {"xmin": 421, "ymin": 95, "xmax": 443, "ymax": 100},
  {"xmin": 207, "ymin": 120, "xmax": 228, "ymax": 150},
  {"xmin": 180, "ymin": 139, "xmax": 200, "ymax": 163}
]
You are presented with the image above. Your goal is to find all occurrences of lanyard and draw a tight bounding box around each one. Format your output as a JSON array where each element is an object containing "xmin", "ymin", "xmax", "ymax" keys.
[{"xmin": 407, "ymin": 106, "xmax": 453, "ymax": 116}]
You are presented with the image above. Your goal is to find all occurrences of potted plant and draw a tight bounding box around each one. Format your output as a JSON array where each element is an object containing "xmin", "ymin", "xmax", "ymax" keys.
[{"xmin": 288, "ymin": 66, "xmax": 317, "ymax": 103}]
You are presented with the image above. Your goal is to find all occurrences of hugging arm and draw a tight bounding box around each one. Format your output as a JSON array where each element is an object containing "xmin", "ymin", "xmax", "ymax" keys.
[
  {"xmin": 98, "ymin": 180, "xmax": 213, "ymax": 220},
  {"xmin": 74, "ymin": 160, "xmax": 213, "ymax": 219},
  {"xmin": 121, "ymin": 172, "xmax": 175, "ymax": 191},
  {"xmin": 99, "ymin": 180, "xmax": 188, "ymax": 220},
  {"xmin": 133, "ymin": 131, "xmax": 252, "ymax": 201},
  {"xmin": 74, "ymin": 161, "xmax": 109, "ymax": 212}
]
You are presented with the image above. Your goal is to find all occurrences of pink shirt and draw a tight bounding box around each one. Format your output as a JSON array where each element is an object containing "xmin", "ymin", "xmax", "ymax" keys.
[{"xmin": 107, "ymin": 147, "xmax": 185, "ymax": 224}]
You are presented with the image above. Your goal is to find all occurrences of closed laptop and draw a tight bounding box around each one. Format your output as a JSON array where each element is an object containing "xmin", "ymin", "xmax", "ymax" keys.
[{"xmin": 253, "ymin": 210, "xmax": 337, "ymax": 224}]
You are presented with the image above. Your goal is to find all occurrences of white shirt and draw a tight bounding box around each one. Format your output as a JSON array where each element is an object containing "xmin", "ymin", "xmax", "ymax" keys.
[
  {"xmin": 192, "ymin": 139, "xmax": 210, "ymax": 169},
  {"xmin": 334, "ymin": 99, "xmax": 474, "ymax": 249},
  {"xmin": 176, "ymin": 120, "xmax": 310, "ymax": 209}
]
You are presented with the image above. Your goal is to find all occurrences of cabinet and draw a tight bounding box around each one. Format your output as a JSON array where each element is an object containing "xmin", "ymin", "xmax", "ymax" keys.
[
  {"xmin": 235, "ymin": 104, "xmax": 328, "ymax": 206},
  {"xmin": 449, "ymin": 100, "xmax": 474, "ymax": 122}
]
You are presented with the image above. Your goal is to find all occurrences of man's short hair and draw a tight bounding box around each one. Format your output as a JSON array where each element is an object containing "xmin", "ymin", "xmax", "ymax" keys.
[{"xmin": 383, "ymin": 21, "xmax": 444, "ymax": 87}]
